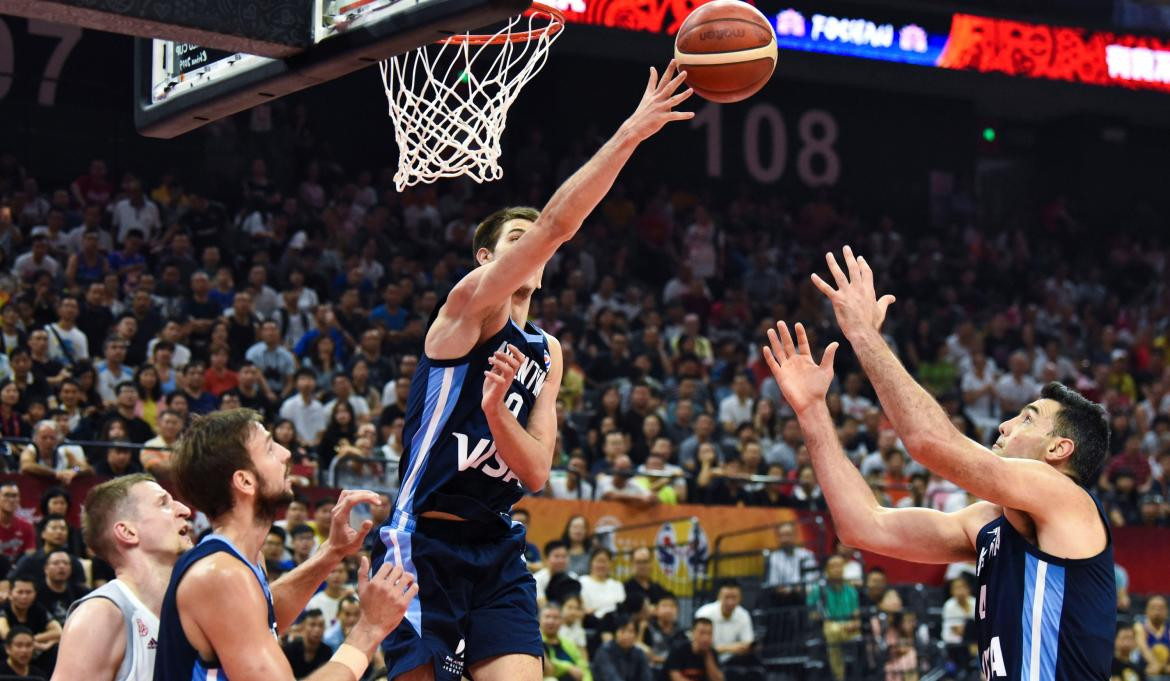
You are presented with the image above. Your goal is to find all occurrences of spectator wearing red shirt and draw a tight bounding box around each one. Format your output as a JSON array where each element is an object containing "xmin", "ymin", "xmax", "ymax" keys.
[
  {"xmin": 1101, "ymin": 433, "xmax": 1152, "ymax": 492},
  {"xmin": 203, "ymin": 344, "xmax": 239, "ymax": 397},
  {"xmin": 69, "ymin": 159, "xmax": 112, "ymax": 209},
  {"xmin": 0, "ymin": 483, "xmax": 35, "ymax": 562}
]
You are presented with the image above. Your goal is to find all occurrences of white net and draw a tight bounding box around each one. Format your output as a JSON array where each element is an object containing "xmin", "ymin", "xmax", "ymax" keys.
[{"xmin": 379, "ymin": 5, "xmax": 564, "ymax": 190}]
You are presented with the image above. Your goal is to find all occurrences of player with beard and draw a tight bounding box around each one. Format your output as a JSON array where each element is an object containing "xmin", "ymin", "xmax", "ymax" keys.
[{"xmin": 155, "ymin": 408, "xmax": 418, "ymax": 681}]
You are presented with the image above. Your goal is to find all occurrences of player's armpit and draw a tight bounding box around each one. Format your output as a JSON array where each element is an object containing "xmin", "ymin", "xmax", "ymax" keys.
[
  {"xmin": 177, "ymin": 556, "xmax": 297, "ymax": 681},
  {"xmin": 51, "ymin": 598, "xmax": 124, "ymax": 681},
  {"xmin": 863, "ymin": 501, "xmax": 1000, "ymax": 565}
]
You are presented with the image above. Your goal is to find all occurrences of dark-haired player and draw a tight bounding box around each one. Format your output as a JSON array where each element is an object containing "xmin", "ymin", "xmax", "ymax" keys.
[
  {"xmin": 764, "ymin": 247, "xmax": 1115, "ymax": 680},
  {"xmin": 154, "ymin": 409, "xmax": 417, "ymax": 681},
  {"xmin": 372, "ymin": 62, "xmax": 693, "ymax": 681}
]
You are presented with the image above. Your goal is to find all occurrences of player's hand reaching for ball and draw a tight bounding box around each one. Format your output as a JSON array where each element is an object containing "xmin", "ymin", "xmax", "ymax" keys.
[
  {"xmin": 622, "ymin": 59, "xmax": 694, "ymax": 142},
  {"xmin": 811, "ymin": 246, "xmax": 896, "ymax": 341},
  {"xmin": 355, "ymin": 556, "xmax": 418, "ymax": 637},
  {"xmin": 483, "ymin": 343, "xmax": 522, "ymax": 415},
  {"xmin": 761, "ymin": 321, "xmax": 839, "ymax": 416}
]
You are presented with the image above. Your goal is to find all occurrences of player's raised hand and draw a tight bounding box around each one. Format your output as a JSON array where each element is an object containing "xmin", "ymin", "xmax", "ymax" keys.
[
  {"xmin": 355, "ymin": 556, "xmax": 418, "ymax": 637},
  {"xmin": 811, "ymin": 246, "xmax": 896, "ymax": 340},
  {"xmin": 623, "ymin": 59, "xmax": 694, "ymax": 142},
  {"xmin": 482, "ymin": 343, "xmax": 522, "ymax": 415},
  {"xmin": 762, "ymin": 321, "xmax": 839, "ymax": 415},
  {"xmin": 323, "ymin": 489, "xmax": 382, "ymax": 558}
]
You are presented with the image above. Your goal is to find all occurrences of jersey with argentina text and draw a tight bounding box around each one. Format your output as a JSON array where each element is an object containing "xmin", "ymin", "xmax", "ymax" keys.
[
  {"xmin": 973, "ymin": 493, "xmax": 1115, "ymax": 681},
  {"xmin": 392, "ymin": 315, "xmax": 552, "ymax": 524}
]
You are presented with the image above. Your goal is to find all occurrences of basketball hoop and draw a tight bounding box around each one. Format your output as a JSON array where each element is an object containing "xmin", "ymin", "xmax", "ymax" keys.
[{"xmin": 380, "ymin": 2, "xmax": 565, "ymax": 190}]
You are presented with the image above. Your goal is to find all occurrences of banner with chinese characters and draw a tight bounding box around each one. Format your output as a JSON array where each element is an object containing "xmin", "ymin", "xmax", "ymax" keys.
[{"xmin": 553, "ymin": 0, "xmax": 1170, "ymax": 93}]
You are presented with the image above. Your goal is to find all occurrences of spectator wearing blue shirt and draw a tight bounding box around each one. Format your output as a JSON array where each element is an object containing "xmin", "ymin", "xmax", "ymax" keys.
[
  {"xmin": 294, "ymin": 304, "xmax": 351, "ymax": 363},
  {"xmin": 245, "ymin": 320, "xmax": 297, "ymax": 396},
  {"xmin": 369, "ymin": 282, "xmax": 408, "ymax": 331},
  {"xmin": 512, "ymin": 508, "xmax": 543, "ymax": 572},
  {"xmin": 176, "ymin": 361, "xmax": 218, "ymax": 415}
]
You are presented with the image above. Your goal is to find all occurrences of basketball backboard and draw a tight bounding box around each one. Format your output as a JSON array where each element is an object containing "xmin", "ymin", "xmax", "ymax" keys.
[{"xmin": 134, "ymin": 0, "xmax": 529, "ymax": 138}]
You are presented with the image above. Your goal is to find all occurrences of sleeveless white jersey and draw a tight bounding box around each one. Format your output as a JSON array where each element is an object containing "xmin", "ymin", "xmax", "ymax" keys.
[{"xmin": 65, "ymin": 579, "xmax": 159, "ymax": 681}]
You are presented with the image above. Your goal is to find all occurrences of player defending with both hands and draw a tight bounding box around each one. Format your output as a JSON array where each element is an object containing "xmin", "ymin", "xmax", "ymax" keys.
[
  {"xmin": 763, "ymin": 247, "xmax": 1115, "ymax": 681},
  {"xmin": 154, "ymin": 409, "xmax": 418, "ymax": 681},
  {"xmin": 371, "ymin": 61, "xmax": 693, "ymax": 681}
]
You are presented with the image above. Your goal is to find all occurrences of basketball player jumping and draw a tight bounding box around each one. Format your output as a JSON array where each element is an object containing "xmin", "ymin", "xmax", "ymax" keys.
[
  {"xmin": 52, "ymin": 474, "xmax": 192, "ymax": 681},
  {"xmin": 762, "ymin": 247, "xmax": 1115, "ymax": 680},
  {"xmin": 370, "ymin": 60, "xmax": 693, "ymax": 681},
  {"xmin": 154, "ymin": 409, "xmax": 419, "ymax": 681}
]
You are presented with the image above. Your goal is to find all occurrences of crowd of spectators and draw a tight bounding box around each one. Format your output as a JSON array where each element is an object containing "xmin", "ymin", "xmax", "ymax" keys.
[{"xmin": 0, "ymin": 99, "xmax": 1168, "ymax": 678}]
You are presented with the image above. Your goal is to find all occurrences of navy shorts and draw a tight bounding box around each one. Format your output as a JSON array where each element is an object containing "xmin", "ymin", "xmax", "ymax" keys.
[{"xmin": 373, "ymin": 511, "xmax": 541, "ymax": 680}]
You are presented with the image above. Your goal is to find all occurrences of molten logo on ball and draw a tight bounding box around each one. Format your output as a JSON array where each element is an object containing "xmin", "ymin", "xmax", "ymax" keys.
[
  {"xmin": 700, "ymin": 28, "xmax": 745, "ymax": 40},
  {"xmin": 673, "ymin": 0, "xmax": 779, "ymax": 103}
]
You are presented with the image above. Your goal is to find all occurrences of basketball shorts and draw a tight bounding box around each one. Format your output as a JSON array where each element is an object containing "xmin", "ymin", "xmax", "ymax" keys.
[{"xmin": 373, "ymin": 509, "xmax": 541, "ymax": 680}]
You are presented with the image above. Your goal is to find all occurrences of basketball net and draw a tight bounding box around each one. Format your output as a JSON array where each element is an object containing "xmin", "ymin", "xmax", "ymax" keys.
[{"xmin": 379, "ymin": 3, "xmax": 564, "ymax": 190}]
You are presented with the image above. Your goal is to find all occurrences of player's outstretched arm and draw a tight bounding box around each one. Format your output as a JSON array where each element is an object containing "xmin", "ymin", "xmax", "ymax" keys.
[
  {"xmin": 811, "ymin": 247, "xmax": 1091, "ymax": 520},
  {"xmin": 481, "ymin": 338, "xmax": 564, "ymax": 490},
  {"xmin": 268, "ymin": 490, "xmax": 380, "ymax": 632},
  {"xmin": 51, "ymin": 598, "xmax": 125, "ymax": 681},
  {"xmin": 763, "ymin": 321, "xmax": 990, "ymax": 564},
  {"xmin": 448, "ymin": 60, "xmax": 693, "ymax": 318}
]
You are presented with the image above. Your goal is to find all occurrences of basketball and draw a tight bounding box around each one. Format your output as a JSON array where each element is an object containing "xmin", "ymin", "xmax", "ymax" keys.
[{"xmin": 673, "ymin": 0, "xmax": 778, "ymax": 103}]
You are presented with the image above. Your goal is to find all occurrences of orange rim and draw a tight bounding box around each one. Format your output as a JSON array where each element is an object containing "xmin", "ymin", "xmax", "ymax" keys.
[{"xmin": 440, "ymin": 2, "xmax": 565, "ymax": 45}]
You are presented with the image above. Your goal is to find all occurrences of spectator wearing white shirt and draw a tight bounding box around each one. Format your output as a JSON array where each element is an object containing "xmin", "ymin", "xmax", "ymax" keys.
[
  {"xmin": 96, "ymin": 336, "xmax": 133, "ymax": 404},
  {"xmin": 45, "ymin": 295, "xmax": 88, "ymax": 364},
  {"xmin": 578, "ymin": 547, "xmax": 626, "ymax": 621},
  {"xmin": 547, "ymin": 452, "xmax": 595, "ymax": 500},
  {"xmin": 762, "ymin": 521, "xmax": 819, "ymax": 606},
  {"xmin": 694, "ymin": 581, "xmax": 755, "ymax": 664},
  {"xmin": 322, "ymin": 373, "xmax": 370, "ymax": 422},
  {"xmin": 279, "ymin": 368, "xmax": 328, "ymax": 446},
  {"xmin": 245, "ymin": 320, "xmax": 297, "ymax": 395},
  {"xmin": 533, "ymin": 540, "xmax": 581, "ymax": 607},
  {"xmin": 718, "ymin": 374, "xmax": 755, "ymax": 433},
  {"xmin": 110, "ymin": 179, "xmax": 161, "ymax": 244},
  {"xmin": 305, "ymin": 562, "xmax": 353, "ymax": 627},
  {"xmin": 840, "ymin": 373, "xmax": 874, "ymax": 421},
  {"xmin": 597, "ymin": 455, "xmax": 656, "ymax": 508},
  {"xmin": 995, "ymin": 351, "xmax": 1039, "ymax": 416},
  {"xmin": 146, "ymin": 320, "xmax": 192, "ymax": 369},
  {"xmin": 12, "ymin": 233, "xmax": 60, "ymax": 282},
  {"xmin": 960, "ymin": 349, "xmax": 1000, "ymax": 443},
  {"xmin": 940, "ymin": 577, "xmax": 975, "ymax": 645}
]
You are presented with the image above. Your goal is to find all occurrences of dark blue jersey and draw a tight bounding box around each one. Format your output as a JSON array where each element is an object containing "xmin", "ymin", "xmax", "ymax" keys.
[
  {"xmin": 155, "ymin": 534, "xmax": 277, "ymax": 681},
  {"xmin": 973, "ymin": 493, "xmax": 1115, "ymax": 680},
  {"xmin": 391, "ymin": 316, "xmax": 552, "ymax": 527}
]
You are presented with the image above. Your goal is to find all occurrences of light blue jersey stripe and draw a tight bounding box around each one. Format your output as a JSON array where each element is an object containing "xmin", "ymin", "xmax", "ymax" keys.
[
  {"xmin": 1021, "ymin": 555, "xmax": 1038, "ymax": 681},
  {"xmin": 1021, "ymin": 554, "xmax": 1066, "ymax": 681},
  {"xmin": 1038, "ymin": 562, "xmax": 1065, "ymax": 681},
  {"xmin": 396, "ymin": 364, "xmax": 467, "ymax": 518}
]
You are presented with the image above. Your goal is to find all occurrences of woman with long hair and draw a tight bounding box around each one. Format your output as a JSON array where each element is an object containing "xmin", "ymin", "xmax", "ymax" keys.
[
  {"xmin": 578, "ymin": 547, "xmax": 626, "ymax": 620},
  {"xmin": 305, "ymin": 334, "xmax": 340, "ymax": 390},
  {"xmin": 70, "ymin": 360, "xmax": 103, "ymax": 412},
  {"xmin": 0, "ymin": 380, "xmax": 28, "ymax": 440},
  {"xmin": 630, "ymin": 413, "xmax": 666, "ymax": 465},
  {"xmin": 348, "ymin": 359, "xmax": 382, "ymax": 417},
  {"xmin": 560, "ymin": 514, "xmax": 593, "ymax": 577},
  {"xmin": 134, "ymin": 364, "xmax": 163, "ymax": 431},
  {"xmin": 39, "ymin": 486, "xmax": 85, "ymax": 555},
  {"xmin": 316, "ymin": 399, "xmax": 357, "ymax": 473},
  {"xmin": 273, "ymin": 417, "xmax": 316, "ymax": 486},
  {"xmin": 752, "ymin": 398, "xmax": 781, "ymax": 448}
]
